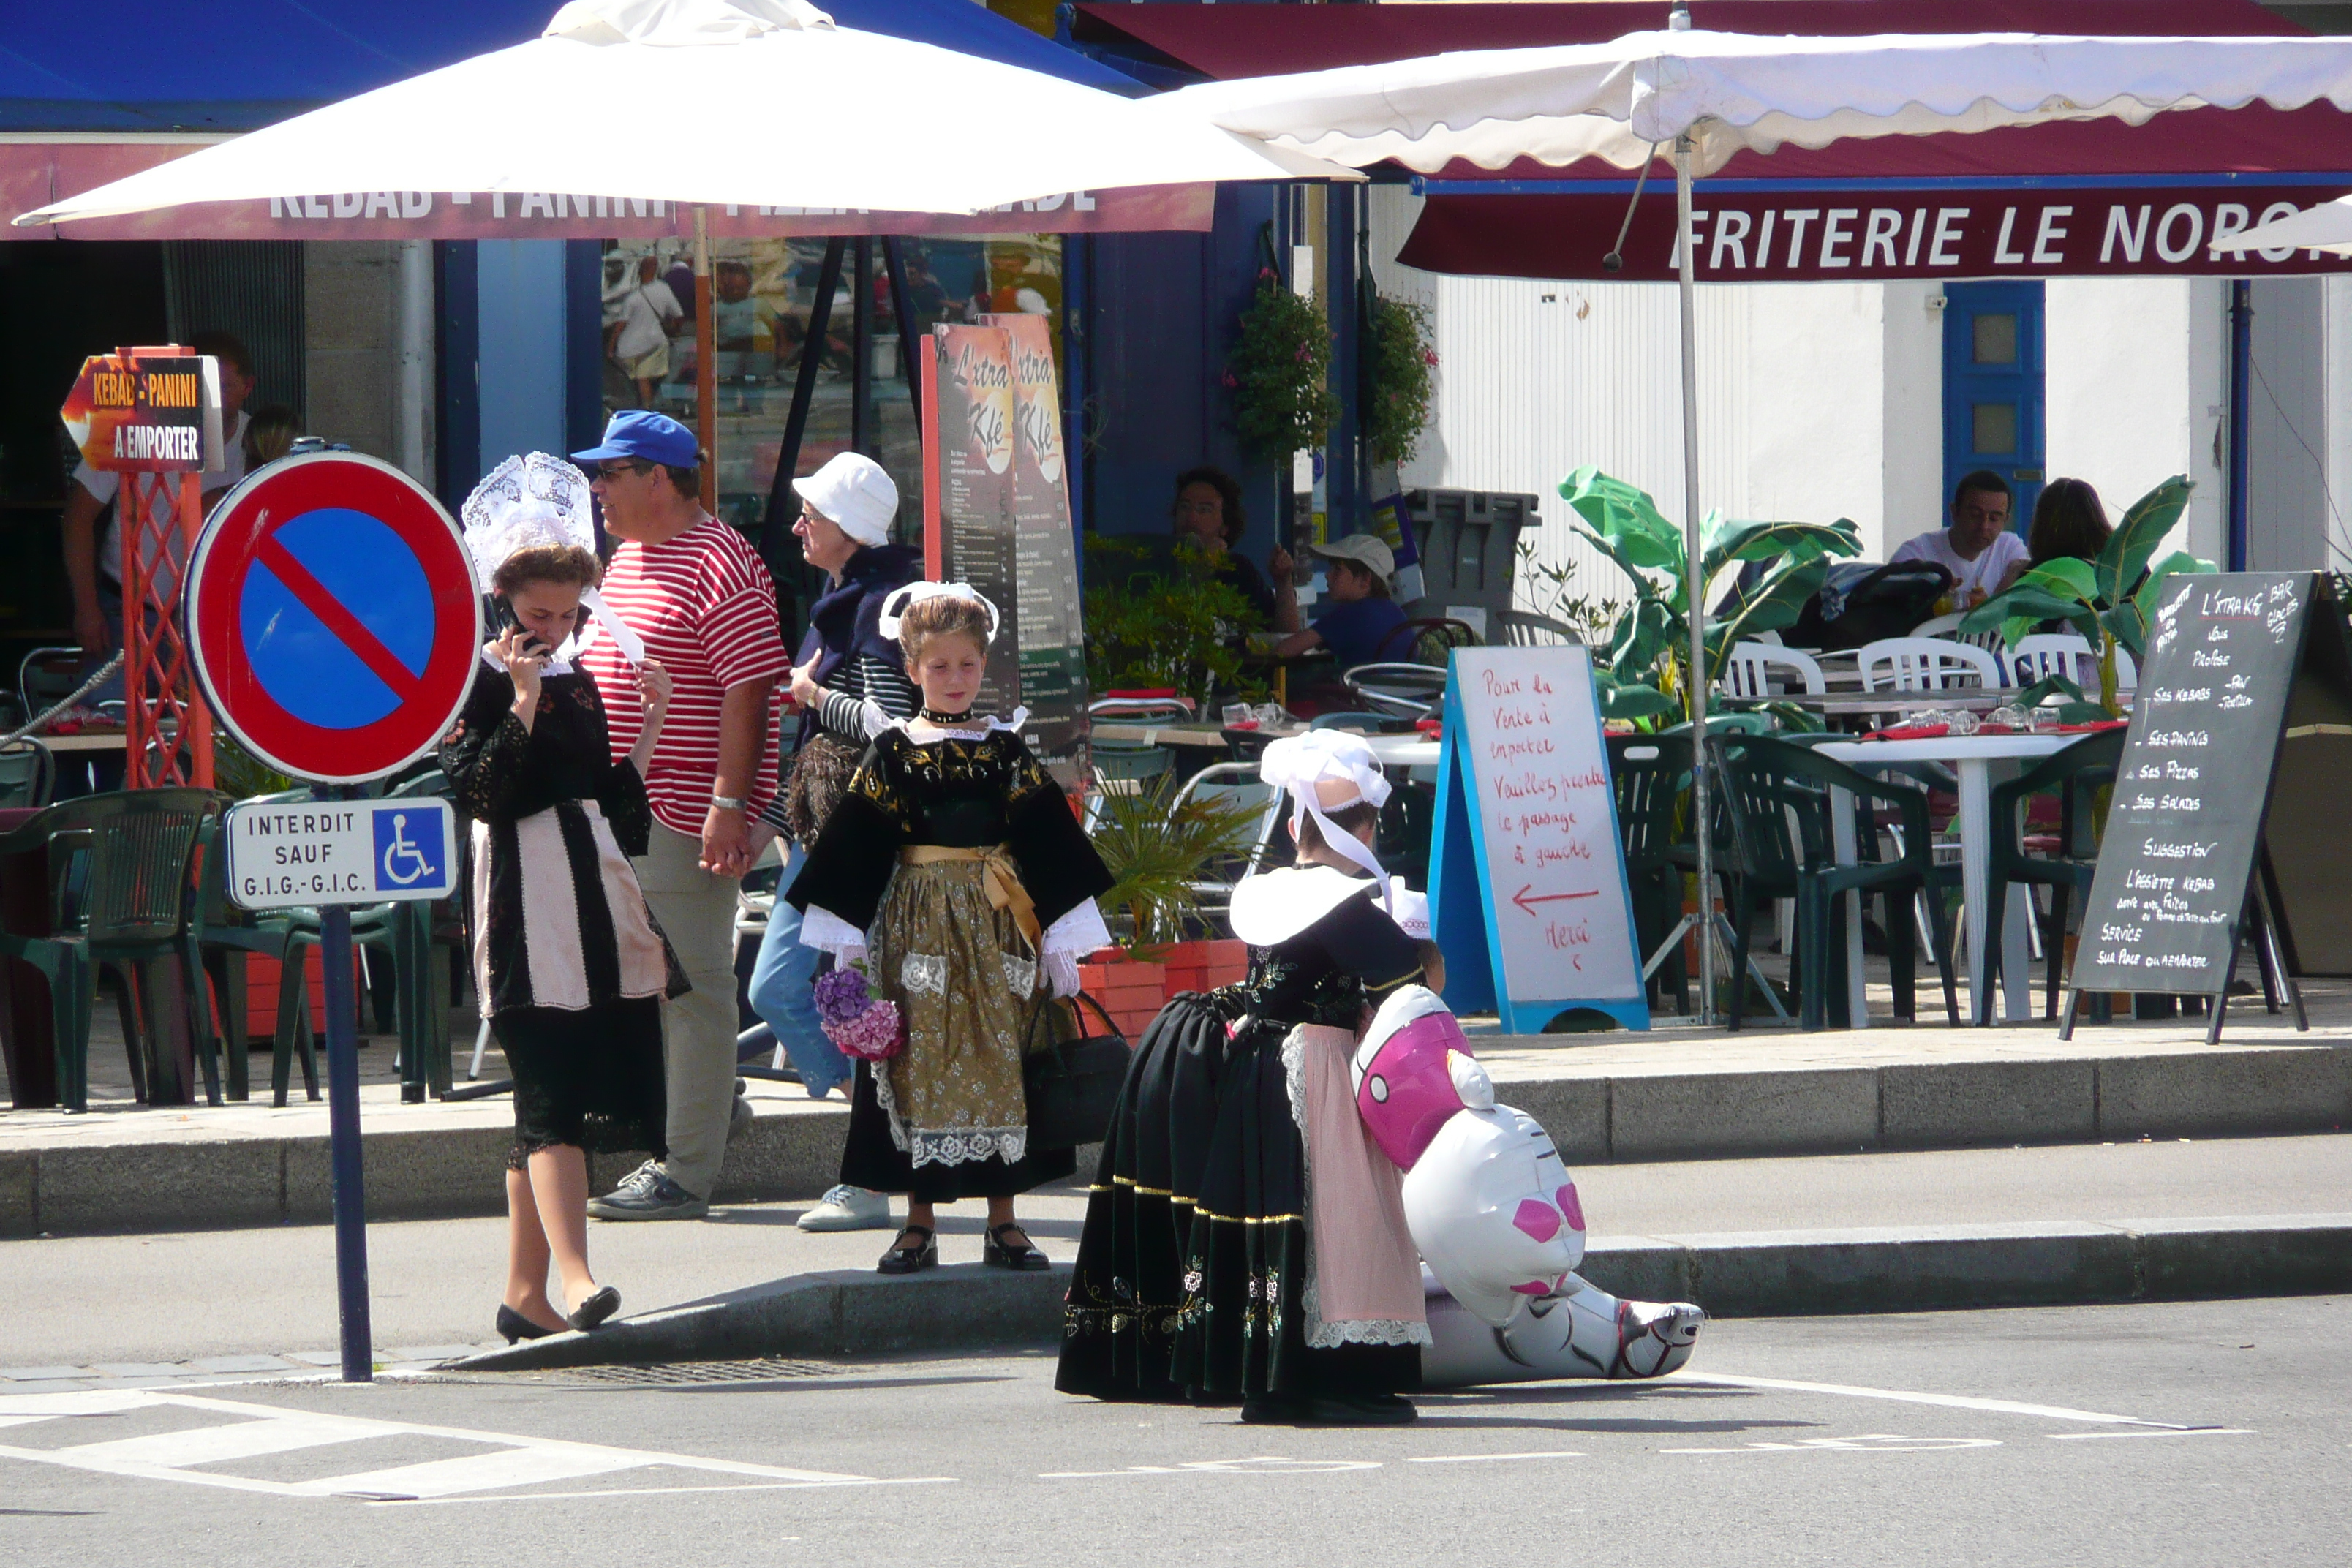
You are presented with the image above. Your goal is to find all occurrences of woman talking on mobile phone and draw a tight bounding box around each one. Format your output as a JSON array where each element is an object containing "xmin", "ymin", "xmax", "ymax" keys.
[{"xmin": 444, "ymin": 454, "xmax": 685, "ymax": 1341}]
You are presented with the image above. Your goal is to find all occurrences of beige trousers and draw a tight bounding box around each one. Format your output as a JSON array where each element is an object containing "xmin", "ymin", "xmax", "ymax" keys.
[{"xmin": 634, "ymin": 823, "xmax": 742, "ymax": 1201}]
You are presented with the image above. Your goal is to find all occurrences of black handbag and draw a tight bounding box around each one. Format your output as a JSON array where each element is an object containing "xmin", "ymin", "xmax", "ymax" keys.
[{"xmin": 1022, "ymin": 992, "xmax": 1132, "ymax": 1150}]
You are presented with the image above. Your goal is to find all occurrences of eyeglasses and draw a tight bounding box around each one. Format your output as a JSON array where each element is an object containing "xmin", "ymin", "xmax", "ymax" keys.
[{"xmin": 593, "ymin": 460, "xmax": 650, "ymax": 481}]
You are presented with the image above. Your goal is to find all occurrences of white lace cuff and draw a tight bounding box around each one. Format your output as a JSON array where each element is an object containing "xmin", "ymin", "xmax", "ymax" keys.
[
  {"xmin": 1041, "ymin": 899, "xmax": 1109, "ymax": 961},
  {"xmin": 799, "ymin": 905, "xmax": 868, "ymax": 965}
]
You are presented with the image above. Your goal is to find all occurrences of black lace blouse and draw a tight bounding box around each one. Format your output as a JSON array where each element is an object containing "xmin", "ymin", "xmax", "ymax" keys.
[
  {"xmin": 1240, "ymin": 881, "xmax": 1425, "ymax": 1033},
  {"xmin": 440, "ymin": 664, "xmax": 655, "ymax": 855},
  {"xmin": 784, "ymin": 725, "xmax": 1112, "ymax": 932}
]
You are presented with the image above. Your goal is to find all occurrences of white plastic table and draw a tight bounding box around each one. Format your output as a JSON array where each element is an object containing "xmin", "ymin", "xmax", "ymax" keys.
[{"xmin": 1815, "ymin": 732, "xmax": 2076, "ymax": 1025}]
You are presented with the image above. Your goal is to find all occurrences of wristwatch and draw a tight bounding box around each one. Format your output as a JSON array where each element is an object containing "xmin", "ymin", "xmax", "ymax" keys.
[{"xmin": 711, "ymin": 794, "xmax": 747, "ymax": 813}]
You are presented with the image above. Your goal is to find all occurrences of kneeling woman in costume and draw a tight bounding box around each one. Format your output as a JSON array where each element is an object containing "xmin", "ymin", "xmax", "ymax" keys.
[
  {"xmin": 1177, "ymin": 734, "xmax": 1433, "ymax": 1424},
  {"xmin": 786, "ymin": 585, "xmax": 1113, "ymax": 1273}
]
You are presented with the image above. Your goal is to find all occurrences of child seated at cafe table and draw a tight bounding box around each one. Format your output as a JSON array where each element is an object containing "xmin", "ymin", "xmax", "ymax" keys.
[{"xmin": 1268, "ymin": 534, "xmax": 1410, "ymax": 667}]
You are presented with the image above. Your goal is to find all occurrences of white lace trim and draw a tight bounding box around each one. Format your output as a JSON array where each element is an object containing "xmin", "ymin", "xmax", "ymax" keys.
[
  {"xmin": 908, "ymin": 1126, "xmax": 1030, "ymax": 1169},
  {"xmin": 1001, "ymin": 953, "xmax": 1038, "ymax": 995},
  {"xmin": 1307, "ymin": 1316, "xmax": 1434, "ymax": 1349},
  {"xmin": 900, "ymin": 953, "xmax": 948, "ymax": 995},
  {"xmin": 799, "ymin": 905, "xmax": 868, "ymax": 963},
  {"xmin": 1040, "ymin": 898, "xmax": 1110, "ymax": 960}
]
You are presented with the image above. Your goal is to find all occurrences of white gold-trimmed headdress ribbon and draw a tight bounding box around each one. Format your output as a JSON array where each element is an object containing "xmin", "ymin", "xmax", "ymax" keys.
[{"xmin": 1259, "ymin": 730, "xmax": 1393, "ymax": 908}]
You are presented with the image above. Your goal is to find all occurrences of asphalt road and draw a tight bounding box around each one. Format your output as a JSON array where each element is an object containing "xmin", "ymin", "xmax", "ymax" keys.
[
  {"xmin": 6, "ymin": 1133, "xmax": 2346, "ymax": 1371},
  {"xmin": 1, "ymin": 1296, "xmax": 2344, "ymax": 1567}
]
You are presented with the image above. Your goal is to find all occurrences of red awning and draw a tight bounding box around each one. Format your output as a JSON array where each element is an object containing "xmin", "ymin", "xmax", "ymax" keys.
[{"xmin": 1076, "ymin": 1, "xmax": 2352, "ymax": 279}]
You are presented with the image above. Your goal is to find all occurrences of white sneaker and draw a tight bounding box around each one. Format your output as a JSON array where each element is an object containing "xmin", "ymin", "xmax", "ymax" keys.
[{"xmin": 796, "ymin": 1184, "xmax": 892, "ymax": 1232}]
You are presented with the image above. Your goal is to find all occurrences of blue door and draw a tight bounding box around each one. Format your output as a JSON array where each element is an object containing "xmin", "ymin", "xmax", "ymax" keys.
[{"xmin": 1942, "ymin": 282, "xmax": 2045, "ymax": 536}]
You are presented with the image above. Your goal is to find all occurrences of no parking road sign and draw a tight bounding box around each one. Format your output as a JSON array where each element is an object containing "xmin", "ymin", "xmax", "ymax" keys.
[
  {"xmin": 187, "ymin": 451, "xmax": 480, "ymax": 785},
  {"xmin": 182, "ymin": 450, "xmax": 483, "ymax": 1385}
]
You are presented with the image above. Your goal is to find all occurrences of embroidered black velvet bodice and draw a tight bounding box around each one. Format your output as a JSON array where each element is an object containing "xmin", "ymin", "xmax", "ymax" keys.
[{"xmin": 1239, "ymin": 882, "xmax": 1424, "ymax": 1033}]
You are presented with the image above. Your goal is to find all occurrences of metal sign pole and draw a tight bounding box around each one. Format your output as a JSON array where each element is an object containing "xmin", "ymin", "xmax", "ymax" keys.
[{"xmin": 313, "ymin": 787, "xmax": 374, "ymax": 1384}]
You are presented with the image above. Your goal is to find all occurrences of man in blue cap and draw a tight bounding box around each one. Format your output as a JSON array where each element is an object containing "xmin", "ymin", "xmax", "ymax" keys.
[{"xmin": 573, "ymin": 410, "xmax": 791, "ymax": 1221}]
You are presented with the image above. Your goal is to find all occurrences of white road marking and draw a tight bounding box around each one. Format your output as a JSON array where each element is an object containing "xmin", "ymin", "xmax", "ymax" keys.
[
  {"xmin": 0, "ymin": 1389, "xmax": 932, "ymax": 1502},
  {"xmin": 1662, "ymin": 1434, "xmax": 2002, "ymax": 1455},
  {"xmin": 1670, "ymin": 1371, "xmax": 2190, "ymax": 1428},
  {"xmin": 1406, "ymin": 1452, "xmax": 1586, "ymax": 1464},
  {"xmin": 1043, "ymin": 1456, "xmax": 1381, "ymax": 1478},
  {"xmin": 2046, "ymin": 1428, "xmax": 2255, "ymax": 1441}
]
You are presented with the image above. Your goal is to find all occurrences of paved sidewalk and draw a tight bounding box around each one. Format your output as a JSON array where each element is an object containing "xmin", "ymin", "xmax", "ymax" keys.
[{"xmin": 7, "ymin": 984, "xmax": 2348, "ymax": 1235}]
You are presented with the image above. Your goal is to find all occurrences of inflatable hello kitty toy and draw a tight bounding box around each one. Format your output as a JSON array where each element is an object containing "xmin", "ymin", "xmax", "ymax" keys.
[{"xmin": 1352, "ymin": 985, "xmax": 1706, "ymax": 1385}]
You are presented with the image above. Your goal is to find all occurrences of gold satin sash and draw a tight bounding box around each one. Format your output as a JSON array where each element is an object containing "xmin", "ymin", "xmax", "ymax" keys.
[{"xmin": 900, "ymin": 843, "xmax": 1040, "ymax": 954}]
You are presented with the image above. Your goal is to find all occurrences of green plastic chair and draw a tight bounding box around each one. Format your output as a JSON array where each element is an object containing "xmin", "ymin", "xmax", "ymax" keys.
[
  {"xmin": 1978, "ymin": 728, "xmax": 2127, "ymax": 1024},
  {"xmin": 192, "ymin": 815, "xmax": 320, "ymax": 1106},
  {"xmin": 0, "ymin": 738, "xmax": 54, "ymax": 808},
  {"xmin": 1711, "ymin": 734, "xmax": 1959, "ymax": 1032},
  {"xmin": 0, "ymin": 788, "xmax": 230, "ymax": 1110},
  {"xmin": 1607, "ymin": 732, "xmax": 1694, "ymax": 1014}
]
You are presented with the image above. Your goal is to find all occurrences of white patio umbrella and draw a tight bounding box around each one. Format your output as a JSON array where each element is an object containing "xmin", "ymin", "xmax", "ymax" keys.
[
  {"xmin": 2215, "ymin": 195, "xmax": 2352, "ymax": 255},
  {"xmin": 12, "ymin": 0, "xmax": 1350, "ymax": 227},
  {"xmin": 1150, "ymin": 18, "xmax": 2352, "ymax": 1019}
]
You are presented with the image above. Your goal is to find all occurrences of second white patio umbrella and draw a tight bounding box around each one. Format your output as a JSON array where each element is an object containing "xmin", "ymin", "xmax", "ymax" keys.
[{"xmin": 1152, "ymin": 18, "xmax": 2352, "ymax": 1019}]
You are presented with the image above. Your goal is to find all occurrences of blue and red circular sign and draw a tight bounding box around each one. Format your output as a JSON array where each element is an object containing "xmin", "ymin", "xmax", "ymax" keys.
[{"xmin": 188, "ymin": 452, "xmax": 480, "ymax": 784}]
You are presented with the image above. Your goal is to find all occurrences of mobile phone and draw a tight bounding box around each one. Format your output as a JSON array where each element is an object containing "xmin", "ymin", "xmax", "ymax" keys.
[{"xmin": 494, "ymin": 598, "xmax": 550, "ymax": 656}]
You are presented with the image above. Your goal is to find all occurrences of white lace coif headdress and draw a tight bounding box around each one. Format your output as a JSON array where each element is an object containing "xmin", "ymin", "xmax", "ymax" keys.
[
  {"xmin": 1260, "ymin": 730, "xmax": 1394, "ymax": 906},
  {"xmin": 877, "ymin": 580, "xmax": 1000, "ymax": 648},
  {"xmin": 461, "ymin": 452, "xmax": 645, "ymax": 664}
]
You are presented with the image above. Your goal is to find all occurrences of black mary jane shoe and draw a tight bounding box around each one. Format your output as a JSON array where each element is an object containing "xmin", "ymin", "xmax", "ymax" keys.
[
  {"xmin": 982, "ymin": 1222, "xmax": 1049, "ymax": 1272},
  {"xmin": 565, "ymin": 1285, "xmax": 622, "ymax": 1332},
  {"xmin": 496, "ymin": 1305, "xmax": 559, "ymax": 1344},
  {"xmin": 878, "ymin": 1225, "xmax": 938, "ymax": 1275}
]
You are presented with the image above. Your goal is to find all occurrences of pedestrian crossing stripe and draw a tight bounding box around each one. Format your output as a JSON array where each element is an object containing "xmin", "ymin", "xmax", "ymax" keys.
[{"xmin": 0, "ymin": 1388, "xmax": 928, "ymax": 1502}]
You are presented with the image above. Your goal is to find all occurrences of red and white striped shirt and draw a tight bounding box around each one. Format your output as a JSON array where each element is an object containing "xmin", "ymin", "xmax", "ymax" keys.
[{"xmin": 582, "ymin": 517, "xmax": 791, "ymax": 837}]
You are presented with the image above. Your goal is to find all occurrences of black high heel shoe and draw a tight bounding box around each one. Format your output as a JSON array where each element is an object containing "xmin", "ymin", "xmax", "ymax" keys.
[
  {"xmin": 567, "ymin": 1286, "xmax": 622, "ymax": 1332},
  {"xmin": 497, "ymin": 1305, "xmax": 558, "ymax": 1344},
  {"xmin": 983, "ymin": 1222, "xmax": 1049, "ymax": 1272},
  {"xmin": 878, "ymin": 1225, "xmax": 938, "ymax": 1275}
]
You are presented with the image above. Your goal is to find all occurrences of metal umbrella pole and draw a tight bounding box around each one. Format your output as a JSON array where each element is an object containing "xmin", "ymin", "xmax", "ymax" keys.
[{"xmin": 1675, "ymin": 131, "xmax": 1716, "ymax": 1023}]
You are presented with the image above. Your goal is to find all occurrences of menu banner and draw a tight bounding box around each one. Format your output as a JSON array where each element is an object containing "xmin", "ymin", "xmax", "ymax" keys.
[
  {"xmin": 1, "ymin": 143, "xmax": 1215, "ymax": 242},
  {"xmin": 1428, "ymin": 645, "xmax": 1650, "ymax": 1032},
  {"xmin": 60, "ymin": 349, "xmax": 222, "ymax": 474},
  {"xmin": 2069, "ymin": 572, "xmax": 2352, "ymax": 1003},
  {"xmin": 979, "ymin": 312, "xmax": 1088, "ymax": 789},
  {"xmin": 922, "ymin": 324, "xmax": 1021, "ymax": 720}
]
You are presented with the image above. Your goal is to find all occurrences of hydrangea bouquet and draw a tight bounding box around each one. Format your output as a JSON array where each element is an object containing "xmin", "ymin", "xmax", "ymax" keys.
[{"xmin": 813, "ymin": 965, "xmax": 905, "ymax": 1061}]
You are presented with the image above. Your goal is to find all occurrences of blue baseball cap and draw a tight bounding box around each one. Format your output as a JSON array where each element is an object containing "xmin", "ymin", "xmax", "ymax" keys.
[{"xmin": 572, "ymin": 409, "xmax": 700, "ymax": 470}]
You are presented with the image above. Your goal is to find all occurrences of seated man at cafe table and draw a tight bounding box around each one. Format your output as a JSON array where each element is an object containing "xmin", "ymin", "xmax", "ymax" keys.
[
  {"xmin": 1890, "ymin": 469, "xmax": 2030, "ymax": 610},
  {"xmin": 1270, "ymin": 533, "xmax": 1410, "ymax": 667}
]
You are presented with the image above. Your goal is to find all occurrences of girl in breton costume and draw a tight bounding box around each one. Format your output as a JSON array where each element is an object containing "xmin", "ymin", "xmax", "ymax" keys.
[
  {"xmin": 786, "ymin": 584, "xmax": 1114, "ymax": 1275},
  {"xmin": 1169, "ymin": 732, "xmax": 1434, "ymax": 1425},
  {"xmin": 442, "ymin": 453, "xmax": 685, "ymax": 1341}
]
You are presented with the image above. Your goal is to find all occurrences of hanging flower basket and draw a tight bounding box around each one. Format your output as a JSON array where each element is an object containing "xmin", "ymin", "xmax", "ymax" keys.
[
  {"xmin": 1363, "ymin": 294, "xmax": 1436, "ymax": 466},
  {"xmin": 1228, "ymin": 268, "xmax": 1340, "ymax": 459}
]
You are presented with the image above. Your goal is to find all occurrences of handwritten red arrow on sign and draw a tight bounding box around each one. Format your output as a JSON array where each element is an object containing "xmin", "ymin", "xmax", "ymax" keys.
[{"xmin": 1513, "ymin": 885, "xmax": 1601, "ymax": 916}]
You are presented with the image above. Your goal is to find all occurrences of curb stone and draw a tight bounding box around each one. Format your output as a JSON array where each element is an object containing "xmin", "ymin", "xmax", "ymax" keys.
[{"xmin": 440, "ymin": 1215, "xmax": 2352, "ymax": 1373}]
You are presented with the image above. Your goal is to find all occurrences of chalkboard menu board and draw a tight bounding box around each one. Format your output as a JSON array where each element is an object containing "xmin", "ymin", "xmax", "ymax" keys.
[
  {"xmin": 1428, "ymin": 645, "xmax": 1650, "ymax": 1032},
  {"xmin": 2069, "ymin": 571, "xmax": 2352, "ymax": 1005}
]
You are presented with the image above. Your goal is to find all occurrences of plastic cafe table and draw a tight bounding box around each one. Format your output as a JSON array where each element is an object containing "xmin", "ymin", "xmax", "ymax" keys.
[{"xmin": 1813, "ymin": 731, "xmax": 2078, "ymax": 1026}]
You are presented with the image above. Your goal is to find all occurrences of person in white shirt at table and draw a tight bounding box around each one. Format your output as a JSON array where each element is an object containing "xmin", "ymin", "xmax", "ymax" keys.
[{"xmin": 1890, "ymin": 470, "xmax": 2029, "ymax": 611}]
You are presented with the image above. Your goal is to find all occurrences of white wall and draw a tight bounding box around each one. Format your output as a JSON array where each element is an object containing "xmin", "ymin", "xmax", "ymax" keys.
[
  {"xmin": 1881, "ymin": 280, "xmax": 1945, "ymax": 554},
  {"xmin": 2045, "ymin": 276, "xmax": 2228, "ymax": 565}
]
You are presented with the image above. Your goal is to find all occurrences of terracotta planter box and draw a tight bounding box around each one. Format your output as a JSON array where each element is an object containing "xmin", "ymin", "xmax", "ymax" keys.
[
  {"xmin": 243, "ymin": 949, "xmax": 363, "ymax": 1039},
  {"xmin": 1077, "ymin": 949, "xmax": 1167, "ymax": 1040},
  {"xmin": 1161, "ymin": 937, "xmax": 1249, "ymax": 1000}
]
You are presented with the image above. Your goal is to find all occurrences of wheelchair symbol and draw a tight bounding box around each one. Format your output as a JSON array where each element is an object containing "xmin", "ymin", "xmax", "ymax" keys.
[{"xmin": 379, "ymin": 812, "xmax": 437, "ymax": 888}]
